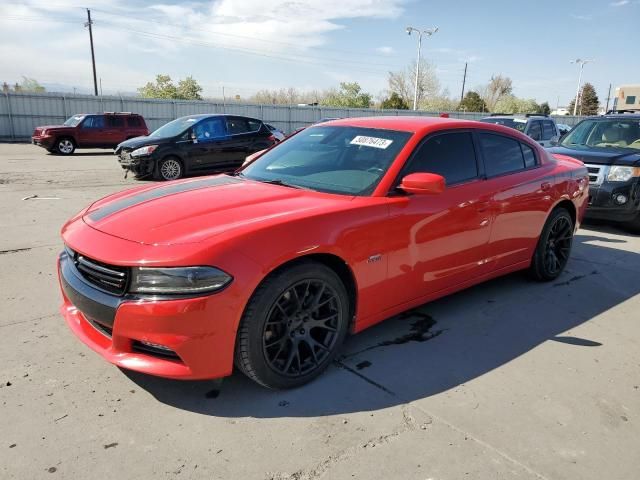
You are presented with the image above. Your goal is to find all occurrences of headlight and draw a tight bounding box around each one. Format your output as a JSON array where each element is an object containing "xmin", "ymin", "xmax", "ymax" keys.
[
  {"xmin": 130, "ymin": 266, "xmax": 232, "ymax": 294},
  {"xmin": 41, "ymin": 129, "xmax": 47, "ymax": 136},
  {"xmin": 607, "ymin": 166, "xmax": 640, "ymax": 182},
  {"xmin": 130, "ymin": 145, "xmax": 158, "ymax": 158}
]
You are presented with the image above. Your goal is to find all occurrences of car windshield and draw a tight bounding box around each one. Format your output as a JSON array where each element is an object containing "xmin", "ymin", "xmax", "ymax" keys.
[
  {"xmin": 63, "ymin": 115, "xmax": 85, "ymax": 127},
  {"xmin": 150, "ymin": 117, "xmax": 203, "ymax": 138},
  {"xmin": 560, "ymin": 118, "xmax": 640, "ymax": 150},
  {"xmin": 480, "ymin": 118, "xmax": 526, "ymax": 132},
  {"xmin": 241, "ymin": 126, "xmax": 413, "ymax": 196}
]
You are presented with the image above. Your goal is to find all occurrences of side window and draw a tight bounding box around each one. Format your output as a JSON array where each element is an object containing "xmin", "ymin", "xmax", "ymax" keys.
[
  {"xmin": 247, "ymin": 119, "xmax": 262, "ymax": 132},
  {"xmin": 107, "ymin": 116, "xmax": 125, "ymax": 128},
  {"xmin": 542, "ymin": 121, "xmax": 556, "ymax": 140},
  {"xmin": 127, "ymin": 116, "xmax": 142, "ymax": 127},
  {"xmin": 227, "ymin": 118, "xmax": 250, "ymax": 135},
  {"xmin": 193, "ymin": 117, "xmax": 226, "ymax": 141},
  {"xmin": 83, "ymin": 116, "xmax": 104, "ymax": 128},
  {"xmin": 527, "ymin": 121, "xmax": 542, "ymax": 141},
  {"xmin": 521, "ymin": 143, "xmax": 537, "ymax": 168},
  {"xmin": 480, "ymin": 133, "xmax": 527, "ymax": 177},
  {"xmin": 403, "ymin": 132, "xmax": 478, "ymax": 185}
]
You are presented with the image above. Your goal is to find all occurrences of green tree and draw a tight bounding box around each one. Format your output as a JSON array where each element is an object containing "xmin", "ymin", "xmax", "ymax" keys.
[
  {"xmin": 538, "ymin": 101, "xmax": 551, "ymax": 115},
  {"xmin": 19, "ymin": 76, "xmax": 45, "ymax": 93},
  {"xmin": 458, "ymin": 91, "xmax": 486, "ymax": 112},
  {"xmin": 380, "ymin": 92, "xmax": 409, "ymax": 109},
  {"xmin": 138, "ymin": 74, "xmax": 203, "ymax": 100},
  {"xmin": 322, "ymin": 82, "xmax": 372, "ymax": 108},
  {"xmin": 176, "ymin": 76, "xmax": 203, "ymax": 100},
  {"xmin": 568, "ymin": 82, "xmax": 599, "ymax": 115},
  {"xmin": 494, "ymin": 95, "xmax": 540, "ymax": 114}
]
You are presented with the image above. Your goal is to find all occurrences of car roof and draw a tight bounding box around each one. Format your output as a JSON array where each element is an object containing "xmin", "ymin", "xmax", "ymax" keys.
[
  {"xmin": 316, "ymin": 116, "xmax": 481, "ymax": 133},
  {"xmin": 601, "ymin": 113, "xmax": 640, "ymax": 119}
]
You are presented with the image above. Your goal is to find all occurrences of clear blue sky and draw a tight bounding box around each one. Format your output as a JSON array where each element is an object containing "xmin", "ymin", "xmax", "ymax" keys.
[{"xmin": 0, "ymin": 0, "xmax": 637, "ymax": 107}]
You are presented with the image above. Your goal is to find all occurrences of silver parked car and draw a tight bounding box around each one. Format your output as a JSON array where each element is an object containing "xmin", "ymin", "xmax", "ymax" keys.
[{"xmin": 480, "ymin": 114, "xmax": 560, "ymax": 148}]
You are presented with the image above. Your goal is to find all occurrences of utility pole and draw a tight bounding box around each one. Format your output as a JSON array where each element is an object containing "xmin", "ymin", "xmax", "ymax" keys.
[
  {"xmin": 460, "ymin": 62, "xmax": 468, "ymax": 103},
  {"xmin": 406, "ymin": 26, "xmax": 438, "ymax": 111},
  {"xmin": 605, "ymin": 83, "xmax": 612, "ymax": 112},
  {"xmin": 85, "ymin": 9, "xmax": 98, "ymax": 96}
]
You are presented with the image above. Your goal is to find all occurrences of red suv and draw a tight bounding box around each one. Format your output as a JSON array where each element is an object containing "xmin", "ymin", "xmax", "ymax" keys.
[{"xmin": 32, "ymin": 112, "xmax": 149, "ymax": 155}]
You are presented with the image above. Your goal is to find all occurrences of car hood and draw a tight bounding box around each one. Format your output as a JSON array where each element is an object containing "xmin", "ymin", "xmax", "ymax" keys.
[
  {"xmin": 548, "ymin": 145, "xmax": 640, "ymax": 166},
  {"xmin": 37, "ymin": 125, "xmax": 73, "ymax": 131},
  {"xmin": 116, "ymin": 135, "xmax": 173, "ymax": 151},
  {"xmin": 82, "ymin": 175, "xmax": 352, "ymax": 245}
]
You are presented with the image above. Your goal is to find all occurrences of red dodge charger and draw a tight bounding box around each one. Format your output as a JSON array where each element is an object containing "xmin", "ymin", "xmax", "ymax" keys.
[{"xmin": 58, "ymin": 117, "xmax": 588, "ymax": 389}]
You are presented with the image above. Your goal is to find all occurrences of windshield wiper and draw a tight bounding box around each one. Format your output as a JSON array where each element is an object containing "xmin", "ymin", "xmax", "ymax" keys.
[{"xmin": 259, "ymin": 178, "xmax": 307, "ymax": 189}]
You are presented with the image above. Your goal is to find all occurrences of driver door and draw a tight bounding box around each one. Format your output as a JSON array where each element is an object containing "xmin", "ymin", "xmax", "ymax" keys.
[
  {"xmin": 386, "ymin": 131, "xmax": 494, "ymax": 306},
  {"xmin": 182, "ymin": 117, "xmax": 231, "ymax": 171}
]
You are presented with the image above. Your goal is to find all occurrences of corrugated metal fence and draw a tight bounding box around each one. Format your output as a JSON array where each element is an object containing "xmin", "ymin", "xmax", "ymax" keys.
[{"xmin": 0, "ymin": 92, "xmax": 587, "ymax": 140}]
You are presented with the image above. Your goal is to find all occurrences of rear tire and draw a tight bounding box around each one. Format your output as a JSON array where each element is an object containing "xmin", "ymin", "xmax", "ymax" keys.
[
  {"xmin": 235, "ymin": 261, "xmax": 350, "ymax": 389},
  {"xmin": 55, "ymin": 137, "xmax": 75, "ymax": 155},
  {"xmin": 529, "ymin": 208, "xmax": 574, "ymax": 281},
  {"xmin": 154, "ymin": 157, "xmax": 183, "ymax": 181}
]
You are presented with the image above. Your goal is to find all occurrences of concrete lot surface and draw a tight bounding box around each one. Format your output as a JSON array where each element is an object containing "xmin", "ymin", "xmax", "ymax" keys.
[{"xmin": 1, "ymin": 144, "xmax": 639, "ymax": 480}]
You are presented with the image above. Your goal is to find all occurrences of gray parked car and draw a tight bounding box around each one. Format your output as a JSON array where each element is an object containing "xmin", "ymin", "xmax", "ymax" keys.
[{"xmin": 480, "ymin": 114, "xmax": 560, "ymax": 148}]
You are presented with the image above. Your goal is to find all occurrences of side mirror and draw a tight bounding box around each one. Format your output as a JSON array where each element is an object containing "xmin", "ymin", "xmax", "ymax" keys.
[
  {"xmin": 550, "ymin": 134, "xmax": 560, "ymax": 146},
  {"xmin": 190, "ymin": 131, "xmax": 198, "ymax": 144},
  {"xmin": 399, "ymin": 173, "xmax": 445, "ymax": 195}
]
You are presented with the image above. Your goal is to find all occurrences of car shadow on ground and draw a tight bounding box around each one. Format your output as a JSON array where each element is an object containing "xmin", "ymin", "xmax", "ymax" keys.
[
  {"xmin": 47, "ymin": 152, "xmax": 115, "ymax": 157},
  {"xmin": 124, "ymin": 226, "xmax": 640, "ymax": 418}
]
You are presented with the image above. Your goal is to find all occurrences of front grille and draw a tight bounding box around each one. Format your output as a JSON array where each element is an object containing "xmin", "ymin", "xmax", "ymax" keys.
[
  {"xmin": 585, "ymin": 163, "xmax": 607, "ymax": 186},
  {"xmin": 66, "ymin": 247, "xmax": 129, "ymax": 295}
]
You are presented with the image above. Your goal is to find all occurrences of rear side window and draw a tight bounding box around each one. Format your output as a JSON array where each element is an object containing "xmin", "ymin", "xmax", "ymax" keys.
[
  {"xmin": 521, "ymin": 143, "xmax": 537, "ymax": 168},
  {"xmin": 480, "ymin": 133, "xmax": 531, "ymax": 176},
  {"xmin": 194, "ymin": 117, "xmax": 227, "ymax": 140},
  {"xmin": 127, "ymin": 116, "xmax": 142, "ymax": 127},
  {"xmin": 107, "ymin": 116, "xmax": 125, "ymax": 128},
  {"xmin": 83, "ymin": 116, "xmax": 104, "ymax": 128},
  {"xmin": 527, "ymin": 121, "xmax": 542, "ymax": 140},
  {"xmin": 247, "ymin": 119, "xmax": 262, "ymax": 132},
  {"xmin": 227, "ymin": 118, "xmax": 250, "ymax": 135},
  {"xmin": 404, "ymin": 132, "xmax": 478, "ymax": 185},
  {"xmin": 542, "ymin": 121, "xmax": 556, "ymax": 140}
]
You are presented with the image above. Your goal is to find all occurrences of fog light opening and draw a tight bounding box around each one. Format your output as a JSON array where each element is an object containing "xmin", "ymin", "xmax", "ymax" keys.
[
  {"xmin": 613, "ymin": 194, "xmax": 628, "ymax": 205},
  {"xmin": 140, "ymin": 340, "xmax": 172, "ymax": 351}
]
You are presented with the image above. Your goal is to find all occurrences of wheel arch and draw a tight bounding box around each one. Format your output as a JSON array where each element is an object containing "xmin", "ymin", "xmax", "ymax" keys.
[
  {"xmin": 252, "ymin": 253, "xmax": 358, "ymax": 329},
  {"xmin": 551, "ymin": 198, "xmax": 576, "ymax": 227}
]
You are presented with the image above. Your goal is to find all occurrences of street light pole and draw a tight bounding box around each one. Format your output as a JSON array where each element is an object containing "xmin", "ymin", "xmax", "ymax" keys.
[
  {"xmin": 406, "ymin": 26, "xmax": 438, "ymax": 111},
  {"xmin": 570, "ymin": 58, "xmax": 593, "ymax": 116}
]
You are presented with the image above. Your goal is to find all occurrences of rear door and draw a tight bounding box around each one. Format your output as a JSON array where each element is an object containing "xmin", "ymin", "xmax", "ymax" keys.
[
  {"xmin": 105, "ymin": 115, "xmax": 126, "ymax": 146},
  {"xmin": 76, "ymin": 115, "xmax": 106, "ymax": 147},
  {"xmin": 223, "ymin": 117, "xmax": 265, "ymax": 167},
  {"xmin": 478, "ymin": 132, "xmax": 555, "ymax": 270}
]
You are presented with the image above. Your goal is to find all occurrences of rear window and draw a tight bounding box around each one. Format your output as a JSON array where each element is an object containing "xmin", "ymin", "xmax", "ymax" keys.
[{"xmin": 480, "ymin": 118, "xmax": 526, "ymax": 133}]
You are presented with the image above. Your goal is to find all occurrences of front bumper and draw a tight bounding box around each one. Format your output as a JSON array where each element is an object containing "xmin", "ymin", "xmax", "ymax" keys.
[
  {"xmin": 32, "ymin": 135, "xmax": 54, "ymax": 149},
  {"xmin": 58, "ymin": 251, "xmax": 239, "ymax": 380},
  {"xmin": 118, "ymin": 152, "xmax": 156, "ymax": 177},
  {"xmin": 586, "ymin": 179, "xmax": 640, "ymax": 223}
]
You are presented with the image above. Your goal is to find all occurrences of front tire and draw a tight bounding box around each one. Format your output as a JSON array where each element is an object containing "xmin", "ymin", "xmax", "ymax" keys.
[
  {"xmin": 155, "ymin": 157, "xmax": 183, "ymax": 181},
  {"xmin": 530, "ymin": 208, "xmax": 574, "ymax": 281},
  {"xmin": 235, "ymin": 261, "xmax": 350, "ymax": 389},
  {"xmin": 55, "ymin": 137, "xmax": 75, "ymax": 155}
]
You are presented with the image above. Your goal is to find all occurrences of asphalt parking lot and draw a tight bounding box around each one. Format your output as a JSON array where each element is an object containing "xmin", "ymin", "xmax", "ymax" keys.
[{"xmin": 1, "ymin": 143, "xmax": 639, "ymax": 480}]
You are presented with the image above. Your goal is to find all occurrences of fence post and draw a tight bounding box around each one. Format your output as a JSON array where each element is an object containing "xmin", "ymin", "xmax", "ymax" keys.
[
  {"xmin": 288, "ymin": 104, "xmax": 292, "ymax": 134},
  {"xmin": 120, "ymin": 95, "xmax": 124, "ymax": 112},
  {"xmin": 62, "ymin": 95, "xmax": 67, "ymax": 118},
  {"xmin": 5, "ymin": 92, "xmax": 15, "ymax": 140},
  {"xmin": 172, "ymin": 101, "xmax": 177, "ymax": 120}
]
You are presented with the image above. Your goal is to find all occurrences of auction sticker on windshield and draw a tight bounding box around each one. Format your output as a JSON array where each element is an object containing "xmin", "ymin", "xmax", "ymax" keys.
[{"xmin": 350, "ymin": 136, "xmax": 393, "ymax": 149}]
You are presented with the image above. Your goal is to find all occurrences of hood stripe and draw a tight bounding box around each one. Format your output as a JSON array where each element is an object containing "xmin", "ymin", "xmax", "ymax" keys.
[{"xmin": 87, "ymin": 176, "xmax": 241, "ymax": 222}]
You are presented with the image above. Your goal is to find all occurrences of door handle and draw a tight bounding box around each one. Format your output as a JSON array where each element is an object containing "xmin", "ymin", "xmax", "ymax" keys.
[{"xmin": 541, "ymin": 182, "xmax": 551, "ymax": 191}]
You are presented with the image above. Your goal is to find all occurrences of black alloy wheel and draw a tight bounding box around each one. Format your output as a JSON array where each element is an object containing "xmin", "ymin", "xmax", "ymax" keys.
[
  {"xmin": 235, "ymin": 261, "xmax": 350, "ymax": 389},
  {"xmin": 262, "ymin": 279, "xmax": 341, "ymax": 377},
  {"xmin": 530, "ymin": 208, "xmax": 574, "ymax": 281}
]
